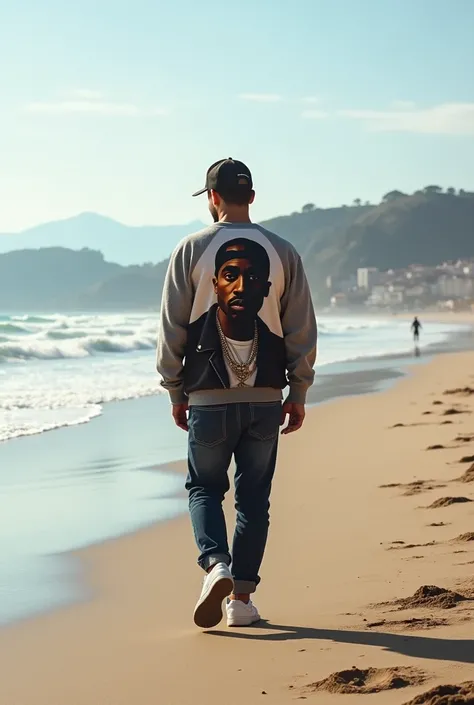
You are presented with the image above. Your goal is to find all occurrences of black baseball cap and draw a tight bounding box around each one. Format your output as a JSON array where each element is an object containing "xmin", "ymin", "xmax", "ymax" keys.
[{"xmin": 192, "ymin": 158, "xmax": 253, "ymax": 197}]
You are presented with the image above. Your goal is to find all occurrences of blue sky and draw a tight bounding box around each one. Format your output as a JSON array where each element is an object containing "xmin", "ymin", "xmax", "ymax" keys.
[{"xmin": 1, "ymin": 0, "xmax": 473, "ymax": 231}]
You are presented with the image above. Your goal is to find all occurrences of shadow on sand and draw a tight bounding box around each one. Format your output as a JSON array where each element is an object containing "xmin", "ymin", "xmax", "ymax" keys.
[{"xmin": 206, "ymin": 621, "xmax": 474, "ymax": 664}]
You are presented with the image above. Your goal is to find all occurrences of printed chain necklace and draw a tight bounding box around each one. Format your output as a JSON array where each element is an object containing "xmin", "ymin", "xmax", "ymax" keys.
[{"xmin": 216, "ymin": 310, "xmax": 258, "ymax": 387}]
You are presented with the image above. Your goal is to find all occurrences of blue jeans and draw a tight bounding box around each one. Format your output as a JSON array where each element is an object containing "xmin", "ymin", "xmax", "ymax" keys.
[{"xmin": 186, "ymin": 401, "xmax": 281, "ymax": 594}]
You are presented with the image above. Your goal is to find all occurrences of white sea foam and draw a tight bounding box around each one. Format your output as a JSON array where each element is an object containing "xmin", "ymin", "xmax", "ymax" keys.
[{"xmin": 0, "ymin": 311, "xmax": 467, "ymax": 442}]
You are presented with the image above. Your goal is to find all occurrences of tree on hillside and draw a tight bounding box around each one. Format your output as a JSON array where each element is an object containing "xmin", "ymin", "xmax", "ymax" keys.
[
  {"xmin": 423, "ymin": 185, "xmax": 442, "ymax": 194},
  {"xmin": 302, "ymin": 203, "xmax": 315, "ymax": 213},
  {"xmin": 446, "ymin": 187, "xmax": 456, "ymax": 196},
  {"xmin": 353, "ymin": 198, "xmax": 362, "ymax": 207},
  {"xmin": 364, "ymin": 200, "xmax": 371, "ymax": 206},
  {"xmin": 382, "ymin": 190, "xmax": 407, "ymax": 202}
]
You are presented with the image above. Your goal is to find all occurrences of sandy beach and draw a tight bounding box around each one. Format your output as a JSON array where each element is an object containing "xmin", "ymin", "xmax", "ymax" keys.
[{"xmin": 1, "ymin": 350, "xmax": 474, "ymax": 704}]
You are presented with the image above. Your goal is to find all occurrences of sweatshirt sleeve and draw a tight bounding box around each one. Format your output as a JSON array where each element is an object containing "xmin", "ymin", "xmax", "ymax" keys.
[
  {"xmin": 156, "ymin": 239, "xmax": 193, "ymax": 404},
  {"xmin": 280, "ymin": 248, "xmax": 317, "ymax": 404}
]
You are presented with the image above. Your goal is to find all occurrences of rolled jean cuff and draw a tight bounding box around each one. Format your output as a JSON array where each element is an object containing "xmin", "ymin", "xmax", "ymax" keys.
[
  {"xmin": 201, "ymin": 553, "xmax": 231, "ymax": 571},
  {"xmin": 233, "ymin": 580, "xmax": 257, "ymax": 594}
]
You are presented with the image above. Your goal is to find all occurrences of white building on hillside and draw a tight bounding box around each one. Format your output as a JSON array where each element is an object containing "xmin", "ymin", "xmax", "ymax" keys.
[
  {"xmin": 357, "ymin": 267, "xmax": 379, "ymax": 289},
  {"xmin": 435, "ymin": 275, "xmax": 473, "ymax": 299}
]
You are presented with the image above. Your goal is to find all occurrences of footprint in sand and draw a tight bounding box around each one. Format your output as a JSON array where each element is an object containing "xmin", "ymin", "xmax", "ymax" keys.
[
  {"xmin": 426, "ymin": 443, "xmax": 471, "ymax": 451},
  {"xmin": 380, "ymin": 480, "xmax": 446, "ymax": 496},
  {"xmin": 391, "ymin": 422, "xmax": 429, "ymax": 428},
  {"xmin": 403, "ymin": 481, "xmax": 442, "ymax": 496},
  {"xmin": 444, "ymin": 386, "xmax": 474, "ymax": 397},
  {"xmin": 443, "ymin": 408, "xmax": 471, "ymax": 416},
  {"xmin": 385, "ymin": 532, "xmax": 474, "ymax": 552},
  {"xmin": 426, "ymin": 496, "xmax": 472, "ymax": 509},
  {"xmin": 452, "ymin": 532, "xmax": 474, "ymax": 543},
  {"xmin": 403, "ymin": 681, "xmax": 474, "ymax": 705},
  {"xmin": 377, "ymin": 585, "xmax": 470, "ymax": 611},
  {"xmin": 365, "ymin": 617, "xmax": 448, "ymax": 631},
  {"xmin": 455, "ymin": 465, "xmax": 474, "ymax": 483},
  {"xmin": 300, "ymin": 666, "xmax": 427, "ymax": 696},
  {"xmin": 385, "ymin": 541, "xmax": 438, "ymax": 551},
  {"xmin": 455, "ymin": 433, "xmax": 474, "ymax": 443}
]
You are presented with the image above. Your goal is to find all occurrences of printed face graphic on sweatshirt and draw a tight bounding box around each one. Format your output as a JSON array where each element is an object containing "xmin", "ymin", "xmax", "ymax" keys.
[
  {"xmin": 212, "ymin": 238, "xmax": 271, "ymax": 330},
  {"xmin": 156, "ymin": 222, "xmax": 317, "ymax": 402}
]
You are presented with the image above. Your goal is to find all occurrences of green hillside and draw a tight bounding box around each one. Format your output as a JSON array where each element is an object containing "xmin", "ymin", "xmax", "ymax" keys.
[
  {"xmin": 1, "ymin": 188, "xmax": 473, "ymax": 311},
  {"xmin": 317, "ymin": 191, "xmax": 474, "ymax": 281}
]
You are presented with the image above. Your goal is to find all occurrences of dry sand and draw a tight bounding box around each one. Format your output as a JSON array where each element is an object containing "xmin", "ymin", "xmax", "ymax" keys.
[{"xmin": 1, "ymin": 352, "xmax": 474, "ymax": 704}]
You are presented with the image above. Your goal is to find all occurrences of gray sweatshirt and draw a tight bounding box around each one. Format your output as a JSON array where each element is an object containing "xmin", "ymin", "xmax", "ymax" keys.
[{"xmin": 156, "ymin": 222, "xmax": 317, "ymax": 406}]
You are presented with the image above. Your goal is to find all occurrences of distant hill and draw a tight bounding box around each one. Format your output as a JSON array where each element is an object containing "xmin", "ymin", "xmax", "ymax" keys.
[
  {"xmin": 1, "ymin": 188, "xmax": 473, "ymax": 310},
  {"xmin": 262, "ymin": 203, "xmax": 373, "ymax": 259},
  {"xmin": 0, "ymin": 247, "xmax": 121, "ymax": 311},
  {"xmin": 76, "ymin": 260, "xmax": 170, "ymax": 311},
  {"xmin": 315, "ymin": 191, "xmax": 474, "ymax": 282},
  {"xmin": 0, "ymin": 212, "xmax": 205, "ymax": 266}
]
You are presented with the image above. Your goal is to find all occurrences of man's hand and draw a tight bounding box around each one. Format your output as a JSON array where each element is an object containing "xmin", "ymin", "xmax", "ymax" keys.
[
  {"xmin": 280, "ymin": 402, "xmax": 305, "ymax": 435},
  {"xmin": 172, "ymin": 402, "xmax": 189, "ymax": 431}
]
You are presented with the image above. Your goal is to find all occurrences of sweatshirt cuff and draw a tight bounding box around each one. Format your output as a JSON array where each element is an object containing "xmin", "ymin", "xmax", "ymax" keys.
[
  {"xmin": 286, "ymin": 385, "xmax": 308, "ymax": 405},
  {"xmin": 168, "ymin": 387, "xmax": 187, "ymax": 405}
]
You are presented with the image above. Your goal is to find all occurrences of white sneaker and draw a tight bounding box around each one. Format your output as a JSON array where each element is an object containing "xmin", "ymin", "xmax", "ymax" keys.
[
  {"xmin": 193, "ymin": 563, "xmax": 234, "ymax": 629},
  {"xmin": 226, "ymin": 599, "xmax": 261, "ymax": 627}
]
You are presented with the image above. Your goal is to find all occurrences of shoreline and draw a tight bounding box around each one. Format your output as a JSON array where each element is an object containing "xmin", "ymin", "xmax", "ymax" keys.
[
  {"xmin": 1, "ymin": 350, "xmax": 473, "ymax": 703},
  {"xmin": 0, "ymin": 321, "xmax": 472, "ymax": 627},
  {"xmin": 2, "ymin": 313, "xmax": 471, "ymax": 445},
  {"xmin": 0, "ymin": 359, "xmax": 406, "ymax": 628}
]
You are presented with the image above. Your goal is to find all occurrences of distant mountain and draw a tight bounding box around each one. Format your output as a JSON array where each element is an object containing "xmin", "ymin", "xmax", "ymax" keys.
[
  {"xmin": 1, "ymin": 189, "xmax": 473, "ymax": 311},
  {"xmin": 0, "ymin": 213, "xmax": 205, "ymax": 266}
]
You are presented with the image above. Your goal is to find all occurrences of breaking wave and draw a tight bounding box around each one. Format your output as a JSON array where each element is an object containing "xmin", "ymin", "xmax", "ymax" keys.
[{"xmin": 0, "ymin": 311, "xmax": 467, "ymax": 442}]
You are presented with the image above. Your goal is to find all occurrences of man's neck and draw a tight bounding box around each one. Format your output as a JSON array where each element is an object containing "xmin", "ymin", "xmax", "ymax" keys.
[{"xmin": 218, "ymin": 211, "xmax": 252, "ymax": 224}]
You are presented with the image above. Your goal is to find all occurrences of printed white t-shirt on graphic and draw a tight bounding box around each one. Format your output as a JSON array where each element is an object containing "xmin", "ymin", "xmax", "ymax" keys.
[{"xmin": 223, "ymin": 336, "xmax": 257, "ymax": 388}]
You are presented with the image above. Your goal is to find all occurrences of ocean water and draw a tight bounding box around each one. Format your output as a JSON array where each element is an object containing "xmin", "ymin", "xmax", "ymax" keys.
[
  {"xmin": 0, "ymin": 311, "xmax": 468, "ymax": 625},
  {"xmin": 0, "ymin": 312, "xmax": 467, "ymax": 443},
  {"xmin": 0, "ymin": 394, "xmax": 189, "ymax": 626}
]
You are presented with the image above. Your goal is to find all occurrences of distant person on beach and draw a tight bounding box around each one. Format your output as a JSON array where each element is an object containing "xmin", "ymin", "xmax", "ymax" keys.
[
  {"xmin": 157, "ymin": 158, "xmax": 317, "ymax": 629},
  {"xmin": 411, "ymin": 316, "xmax": 422, "ymax": 343}
]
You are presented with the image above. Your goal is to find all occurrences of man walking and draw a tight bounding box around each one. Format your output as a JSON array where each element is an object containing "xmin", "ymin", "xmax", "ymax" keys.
[
  {"xmin": 157, "ymin": 158, "xmax": 317, "ymax": 629},
  {"xmin": 411, "ymin": 316, "xmax": 422, "ymax": 343}
]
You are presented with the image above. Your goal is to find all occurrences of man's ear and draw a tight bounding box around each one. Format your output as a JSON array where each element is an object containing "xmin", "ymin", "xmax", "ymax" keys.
[
  {"xmin": 210, "ymin": 190, "xmax": 221, "ymax": 207},
  {"xmin": 212, "ymin": 276, "xmax": 218, "ymax": 294}
]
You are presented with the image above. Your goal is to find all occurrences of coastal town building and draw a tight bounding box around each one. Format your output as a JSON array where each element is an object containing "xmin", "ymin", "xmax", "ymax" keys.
[{"xmin": 328, "ymin": 259, "xmax": 474, "ymax": 311}]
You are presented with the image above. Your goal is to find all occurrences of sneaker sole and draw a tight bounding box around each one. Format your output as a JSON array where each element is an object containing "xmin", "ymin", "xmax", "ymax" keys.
[
  {"xmin": 227, "ymin": 616, "xmax": 261, "ymax": 628},
  {"xmin": 193, "ymin": 576, "xmax": 234, "ymax": 629}
]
